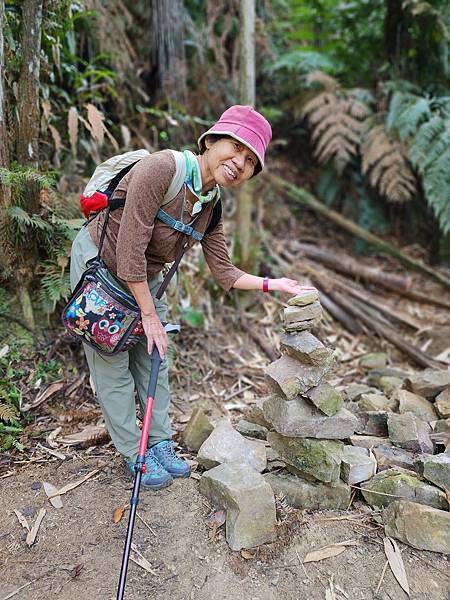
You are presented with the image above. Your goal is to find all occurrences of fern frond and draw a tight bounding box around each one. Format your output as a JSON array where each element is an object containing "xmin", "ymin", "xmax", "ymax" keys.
[
  {"xmin": 38, "ymin": 261, "xmax": 72, "ymax": 313},
  {"xmin": 408, "ymin": 116, "xmax": 446, "ymax": 166},
  {"xmin": 302, "ymin": 93, "xmax": 337, "ymax": 119},
  {"xmin": 6, "ymin": 206, "xmax": 52, "ymax": 231},
  {"xmin": 422, "ymin": 151, "xmax": 450, "ymax": 233},
  {"xmin": 361, "ymin": 123, "xmax": 416, "ymax": 203},
  {"xmin": 396, "ymin": 96, "xmax": 432, "ymax": 141},
  {"xmin": 0, "ymin": 403, "xmax": 18, "ymax": 422},
  {"xmin": 305, "ymin": 70, "xmax": 339, "ymax": 92},
  {"xmin": 303, "ymin": 82, "xmax": 372, "ymax": 174}
]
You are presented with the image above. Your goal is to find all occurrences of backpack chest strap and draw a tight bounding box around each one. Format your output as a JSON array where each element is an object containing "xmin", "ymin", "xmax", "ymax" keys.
[{"xmin": 156, "ymin": 208, "xmax": 204, "ymax": 242}]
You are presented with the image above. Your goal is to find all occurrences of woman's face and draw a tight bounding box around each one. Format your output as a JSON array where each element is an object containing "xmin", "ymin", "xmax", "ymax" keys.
[{"xmin": 204, "ymin": 137, "xmax": 258, "ymax": 187}]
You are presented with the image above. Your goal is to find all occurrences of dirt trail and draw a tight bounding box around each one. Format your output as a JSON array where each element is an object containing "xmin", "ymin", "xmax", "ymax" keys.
[{"xmin": 1, "ymin": 456, "xmax": 448, "ymax": 600}]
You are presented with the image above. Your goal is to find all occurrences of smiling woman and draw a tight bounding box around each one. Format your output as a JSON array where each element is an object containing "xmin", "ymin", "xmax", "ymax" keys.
[{"xmin": 68, "ymin": 104, "xmax": 317, "ymax": 491}]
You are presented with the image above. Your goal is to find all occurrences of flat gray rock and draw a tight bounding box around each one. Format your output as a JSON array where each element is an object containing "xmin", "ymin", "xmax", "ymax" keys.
[
  {"xmin": 396, "ymin": 389, "xmax": 437, "ymax": 422},
  {"xmin": 404, "ymin": 369, "xmax": 450, "ymax": 399},
  {"xmin": 283, "ymin": 301, "xmax": 322, "ymax": 324},
  {"xmin": 267, "ymin": 432, "xmax": 343, "ymax": 484},
  {"xmin": 236, "ymin": 419, "xmax": 268, "ymax": 440},
  {"xmin": 340, "ymin": 446, "xmax": 376, "ymax": 485},
  {"xmin": 263, "ymin": 395, "xmax": 358, "ymax": 439},
  {"xmin": 434, "ymin": 419, "xmax": 450, "ymax": 434},
  {"xmin": 361, "ymin": 467, "xmax": 448, "ymax": 510},
  {"xmin": 422, "ymin": 453, "xmax": 450, "ymax": 491},
  {"xmin": 373, "ymin": 445, "xmax": 421, "ymax": 474},
  {"xmin": 284, "ymin": 317, "xmax": 321, "ymax": 332},
  {"xmin": 197, "ymin": 419, "xmax": 267, "ymax": 472},
  {"xmin": 244, "ymin": 396, "xmax": 273, "ymax": 429},
  {"xmin": 359, "ymin": 393, "xmax": 397, "ymax": 413},
  {"xmin": 349, "ymin": 435, "xmax": 392, "ymax": 449},
  {"xmin": 287, "ymin": 291, "xmax": 319, "ymax": 306},
  {"xmin": 345, "ymin": 384, "xmax": 378, "ymax": 402},
  {"xmin": 383, "ymin": 501, "xmax": 450, "ymax": 554},
  {"xmin": 280, "ymin": 331, "xmax": 333, "ymax": 367},
  {"xmin": 265, "ymin": 354, "xmax": 333, "ymax": 399},
  {"xmin": 183, "ymin": 407, "xmax": 214, "ymax": 452},
  {"xmin": 353, "ymin": 410, "xmax": 389, "ymax": 437},
  {"xmin": 359, "ymin": 353, "xmax": 389, "ymax": 370},
  {"xmin": 435, "ymin": 388, "xmax": 450, "ymax": 418},
  {"xmin": 378, "ymin": 376, "xmax": 403, "ymax": 397},
  {"xmin": 305, "ymin": 383, "xmax": 344, "ymax": 416},
  {"xmin": 200, "ymin": 463, "xmax": 277, "ymax": 551},
  {"xmin": 265, "ymin": 471, "xmax": 350, "ymax": 510},
  {"xmin": 387, "ymin": 413, "xmax": 433, "ymax": 454}
]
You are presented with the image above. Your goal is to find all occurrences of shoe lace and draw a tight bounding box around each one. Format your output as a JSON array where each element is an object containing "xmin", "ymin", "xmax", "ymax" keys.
[
  {"xmin": 145, "ymin": 451, "xmax": 163, "ymax": 472},
  {"xmin": 157, "ymin": 441, "xmax": 179, "ymax": 461}
]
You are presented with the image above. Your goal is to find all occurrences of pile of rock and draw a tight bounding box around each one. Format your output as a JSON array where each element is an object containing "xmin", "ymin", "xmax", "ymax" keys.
[
  {"xmin": 261, "ymin": 291, "xmax": 371, "ymax": 510},
  {"xmin": 184, "ymin": 293, "xmax": 450, "ymax": 554}
]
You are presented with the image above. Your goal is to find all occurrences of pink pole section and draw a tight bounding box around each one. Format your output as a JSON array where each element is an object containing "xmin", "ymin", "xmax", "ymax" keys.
[{"xmin": 138, "ymin": 396, "xmax": 154, "ymax": 456}]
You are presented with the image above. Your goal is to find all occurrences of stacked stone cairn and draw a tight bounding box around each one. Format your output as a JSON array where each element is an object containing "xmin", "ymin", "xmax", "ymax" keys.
[{"xmin": 187, "ymin": 292, "xmax": 450, "ymax": 554}]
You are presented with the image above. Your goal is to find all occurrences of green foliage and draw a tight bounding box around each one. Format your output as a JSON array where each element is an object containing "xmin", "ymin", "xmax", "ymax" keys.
[
  {"xmin": 0, "ymin": 165, "xmax": 77, "ymax": 313},
  {"xmin": 0, "ymin": 351, "xmax": 24, "ymax": 452},
  {"xmin": 181, "ymin": 307, "xmax": 205, "ymax": 328},
  {"xmin": 387, "ymin": 91, "xmax": 450, "ymax": 233}
]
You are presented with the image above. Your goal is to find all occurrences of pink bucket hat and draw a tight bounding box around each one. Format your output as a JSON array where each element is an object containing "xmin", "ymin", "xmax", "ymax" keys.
[{"xmin": 197, "ymin": 105, "xmax": 272, "ymax": 175}]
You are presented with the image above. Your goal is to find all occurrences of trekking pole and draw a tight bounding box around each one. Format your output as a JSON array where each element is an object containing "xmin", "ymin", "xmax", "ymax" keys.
[{"xmin": 117, "ymin": 322, "xmax": 180, "ymax": 600}]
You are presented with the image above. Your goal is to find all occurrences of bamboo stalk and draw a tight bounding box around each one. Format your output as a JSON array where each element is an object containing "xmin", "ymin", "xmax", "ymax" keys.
[{"xmin": 267, "ymin": 173, "xmax": 450, "ymax": 289}]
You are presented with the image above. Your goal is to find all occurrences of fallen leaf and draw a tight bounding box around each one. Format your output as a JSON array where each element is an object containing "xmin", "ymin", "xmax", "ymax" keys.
[
  {"xmin": 177, "ymin": 414, "xmax": 191, "ymax": 423},
  {"xmin": 303, "ymin": 540, "xmax": 357, "ymax": 563},
  {"xmin": 36, "ymin": 443, "xmax": 66, "ymax": 461},
  {"xmin": 384, "ymin": 537, "xmax": 410, "ymax": 596},
  {"xmin": 23, "ymin": 381, "xmax": 64, "ymax": 411},
  {"xmin": 26, "ymin": 508, "xmax": 46, "ymax": 547},
  {"xmin": 304, "ymin": 545, "xmax": 346, "ymax": 563},
  {"xmin": 325, "ymin": 575, "xmax": 337, "ymax": 600},
  {"xmin": 207, "ymin": 509, "xmax": 226, "ymax": 541},
  {"xmin": 58, "ymin": 425, "xmax": 106, "ymax": 446},
  {"xmin": 43, "ymin": 481, "xmax": 63, "ymax": 509},
  {"xmin": 240, "ymin": 549, "xmax": 256, "ymax": 560},
  {"xmin": 70, "ymin": 564, "xmax": 84, "ymax": 578},
  {"xmin": 130, "ymin": 543, "xmax": 157, "ymax": 575},
  {"xmin": 49, "ymin": 468, "xmax": 100, "ymax": 498},
  {"xmin": 206, "ymin": 510, "xmax": 226, "ymax": 529},
  {"xmin": 113, "ymin": 505, "xmax": 126, "ymax": 524},
  {"xmin": 14, "ymin": 509, "xmax": 30, "ymax": 532},
  {"xmin": 47, "ymin": 427, "xmax": 62, "ymax": 448}
]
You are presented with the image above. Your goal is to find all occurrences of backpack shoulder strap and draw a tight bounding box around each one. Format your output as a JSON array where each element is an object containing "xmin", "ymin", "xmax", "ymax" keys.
[{"xmin": 162, "ymin": 150, "xmax": 186, "ymax": 206}]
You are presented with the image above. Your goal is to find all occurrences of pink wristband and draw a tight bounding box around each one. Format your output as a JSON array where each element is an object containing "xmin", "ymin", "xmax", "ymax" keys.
[{"xmin": 262, "ymin": 276, "xmax": 269, "ymax": 293}]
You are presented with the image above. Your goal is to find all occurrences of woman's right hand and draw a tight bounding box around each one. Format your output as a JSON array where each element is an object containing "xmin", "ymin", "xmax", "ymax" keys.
[{"xmin": 141, "ymin": 313, "xmax": 168, "ymax": 358}]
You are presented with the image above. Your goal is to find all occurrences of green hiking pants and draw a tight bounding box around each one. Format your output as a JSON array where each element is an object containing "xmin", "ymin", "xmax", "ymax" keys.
[{"xmin": 70, "ymin": 225, "xmax": 172, "ymax": 461}]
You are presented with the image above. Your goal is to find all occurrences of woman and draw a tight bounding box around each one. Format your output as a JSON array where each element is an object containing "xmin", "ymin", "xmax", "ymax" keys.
[{"xmin": 70, "ymin": 105, "xmax": 314, "ymax": 491}]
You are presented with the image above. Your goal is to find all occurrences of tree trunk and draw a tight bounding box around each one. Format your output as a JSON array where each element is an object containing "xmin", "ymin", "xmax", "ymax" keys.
[
  {"xmin": 151, "ymin": 0, "xmax": 187, "ymax": 105},
  {"xmin": 0, "ymin": 0, "xmax": 8, "ymax": 171},
  {"xmin": 15, "ymin": 0, "xmax": 43, "ymax": 331},
  {"xmin": 236, "ymin": 0, "xmax": 255, "ymax": 271},
  {"xmin": 384, "ymin": 0, "xmax": 410, "ymax": 75}
]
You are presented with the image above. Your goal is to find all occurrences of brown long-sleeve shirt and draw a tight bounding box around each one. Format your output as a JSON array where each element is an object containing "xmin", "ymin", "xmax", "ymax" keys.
[{"xmin": 88, "ymin": 149, "xmax": 245, "ymax": 290}]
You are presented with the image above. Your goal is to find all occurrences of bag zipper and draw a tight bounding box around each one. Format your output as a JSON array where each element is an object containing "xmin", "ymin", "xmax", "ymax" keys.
[{"xmin": 92, "ymin": 269, "xmax": 139, "ymax": 312}]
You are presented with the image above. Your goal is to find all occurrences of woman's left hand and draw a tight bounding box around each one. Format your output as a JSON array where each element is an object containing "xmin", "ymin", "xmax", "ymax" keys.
[{"xmin": 270, "ymin": 277, "xmax": 318, "ymax": 296}]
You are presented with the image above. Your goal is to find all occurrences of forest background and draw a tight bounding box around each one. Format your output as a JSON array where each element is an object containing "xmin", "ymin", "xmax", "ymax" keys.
[{"xmin": 0, "ymin": 0, "xmax": 449, "ymax": 452}]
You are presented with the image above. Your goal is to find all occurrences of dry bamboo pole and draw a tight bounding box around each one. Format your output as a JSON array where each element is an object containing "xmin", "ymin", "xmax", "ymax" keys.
[
  {"xmin": 305, "ymin": 261, "xmax": 423, "ymax": 331},
  {"xmin": 267, "ymin": 173, "xmax": 450, "ymax": 290},
  {"xmin": 312, "ymin": 273, "xmax": 443, "ymax": 369}
]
